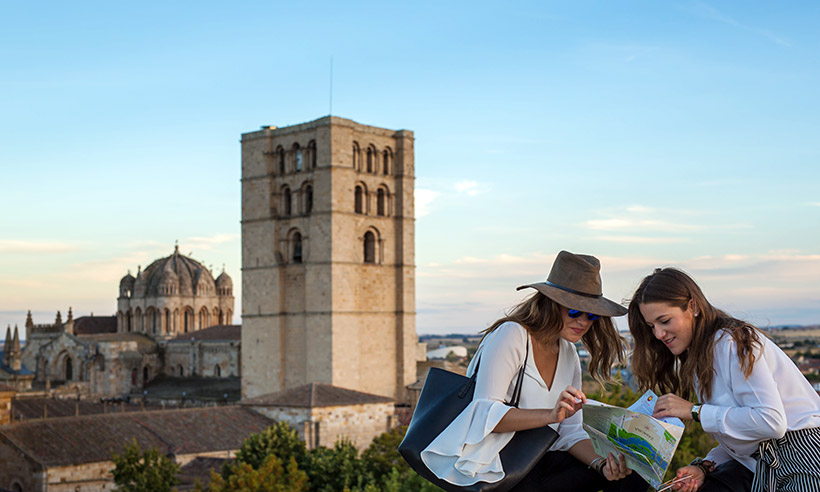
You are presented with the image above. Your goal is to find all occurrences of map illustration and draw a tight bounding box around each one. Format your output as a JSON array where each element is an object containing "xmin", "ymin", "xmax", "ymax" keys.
[{"xmin": 582, "ymin": 390, "xmax": 684, "ymax": 489}]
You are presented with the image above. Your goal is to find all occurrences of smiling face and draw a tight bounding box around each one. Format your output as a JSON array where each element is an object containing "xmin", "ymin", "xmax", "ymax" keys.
[
  {"xmin": 639, "ymin": 301, "xmax": 697, "ymax": 355},
  {"xmin": 559, "ymin": 306, "xmax": 595, "ymax": 343}
]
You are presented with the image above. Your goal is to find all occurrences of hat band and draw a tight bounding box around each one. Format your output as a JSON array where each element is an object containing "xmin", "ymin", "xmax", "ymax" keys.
[{"xmin": 545, "ymin": 280, "xmax": 601, "ymax": 298}]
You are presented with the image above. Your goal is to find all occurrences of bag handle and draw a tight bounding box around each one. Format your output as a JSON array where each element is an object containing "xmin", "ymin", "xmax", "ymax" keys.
[
  {"xmin": 508, "ymin": 336, "xmax": 530, "ymax": 408},
  {"xmin": 458, "ymin": 332, "xmax": 531, "ymax": 409}
]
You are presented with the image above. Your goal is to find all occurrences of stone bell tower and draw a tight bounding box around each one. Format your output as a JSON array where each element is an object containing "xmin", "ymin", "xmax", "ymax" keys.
[{"xmin": 240, "ymin": 116, "xmax": 418, "ymax": 402}]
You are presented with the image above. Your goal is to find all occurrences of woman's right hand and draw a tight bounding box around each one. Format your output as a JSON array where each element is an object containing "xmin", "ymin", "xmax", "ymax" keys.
[
  {"xmin": 547, "ymin": 385, "xmax": 586, "ymax": 424},
  {"xmin": 670, "ymin": 465, "xmax": 706, "ymax": 491}
]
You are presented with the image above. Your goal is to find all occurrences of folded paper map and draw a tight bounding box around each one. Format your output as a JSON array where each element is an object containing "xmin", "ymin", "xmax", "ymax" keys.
[{"xmin": 582, "ymin": 390, "xmax": 684, "ymax": 489}]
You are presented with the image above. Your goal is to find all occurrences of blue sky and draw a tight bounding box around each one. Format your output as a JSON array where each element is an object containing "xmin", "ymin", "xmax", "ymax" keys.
[{"xmin": 2, "ymin": 1, "xmax": 819, "ymax": 334}]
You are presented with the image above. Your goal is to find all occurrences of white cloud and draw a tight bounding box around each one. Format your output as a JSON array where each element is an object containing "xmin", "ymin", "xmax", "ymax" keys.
[
  {"xmin": 0, "ymin": 240, "xmax": 80, "ymax": 254},
  {"xmin": 415, "ymin": 189, "xmax": 441, "ymax": 218},
  {"xmin": 590, "ymin": 235, "xmax": 687, "ymax": 244},
  {"xmin": 416, "ymin": 250, "xmax": 820, "ymax": 334},
  {"xmin": 454, "ymin": 180, "xmax": 488, "ymax": 197},
  {"xmin": 585, "ymin": 218, "xmax": 703, "ymax": 232},
  {"xmin": 184, "ymin": 234, "xmax": 239, "ymax": 251},
  {"xmin": 688, "ymin": 2, "xmax": 792, "ymax": 47}
]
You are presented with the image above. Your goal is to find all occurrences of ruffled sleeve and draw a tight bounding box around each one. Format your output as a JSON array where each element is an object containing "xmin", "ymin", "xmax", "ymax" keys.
[{"xmin": 420, "ymin": 323, "xmax": 527, "ymax": 486}]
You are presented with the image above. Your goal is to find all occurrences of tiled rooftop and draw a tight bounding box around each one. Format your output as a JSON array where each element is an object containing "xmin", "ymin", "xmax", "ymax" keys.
[
  {"xmin": 241, "ymin": 382, "xmax": 393, "ymax": 408},
  {"xmin": 0, "ymin": 406, "xmax": 272, "ymax": 467}
]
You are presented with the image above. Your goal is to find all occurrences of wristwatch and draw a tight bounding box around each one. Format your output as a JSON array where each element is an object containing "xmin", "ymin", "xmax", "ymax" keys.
[
  {"xmin": 690, "ymin": 458, "xmax": 716, "ymax": 475},
  {"xmin": 691, "ymin": 404, "xmax": 702, "ymax": 422}
]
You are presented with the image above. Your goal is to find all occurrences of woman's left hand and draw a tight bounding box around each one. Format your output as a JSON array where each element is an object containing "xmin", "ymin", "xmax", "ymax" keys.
[
  {"xmin": 601, "ymin": 453, "xmax": 632, "ymax": 481},
  {"xmin": 653, "ymin": 393, "xmax": 694, "ymax": 421}
]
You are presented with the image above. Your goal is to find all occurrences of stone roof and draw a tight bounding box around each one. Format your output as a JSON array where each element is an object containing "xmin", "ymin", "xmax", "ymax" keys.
[
  {"xmin": 0, "ymin": 351, "xmax": 34, "ymax": 376},
  {"xmin": 241, "ymin": 383, "xmax": 393, "ymax": 408},
  {"xmin": 131, "ymin": 246, "xmax": 222, "ymax": 298},
  {"xmin": 0, "ymin": 406, "xmax": 272, "ymax": 468},
  {"xmin": 11, "ymin": 398, "xmax": 178, "ymax": 422},
  {"xmin": 73, "ymin": 315, "xmax": 117, "ymax": 335},
  {"xmin": 170, "ymin": 325, "xmax": 241, "ymax": 342},
  {"xmin": 78, "ymin": 333, "xmax": 158, "ymax": 353}
]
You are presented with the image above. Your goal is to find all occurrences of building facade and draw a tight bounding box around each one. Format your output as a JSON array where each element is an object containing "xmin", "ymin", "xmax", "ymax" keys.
[
  {"xmin": 16, "ymin": 247, "xmax": 239, "ymax": 400},
  {"xmin": 241, "ymin": 116, "xmax": 419, "ymax": 402},
  {"xmin": 117, "ymin": 246, "xmax": 234, "ymax": 338}
]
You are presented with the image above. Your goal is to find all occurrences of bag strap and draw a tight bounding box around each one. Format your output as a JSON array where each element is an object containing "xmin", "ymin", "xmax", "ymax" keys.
[
  {"xmin": 508, "ymin": 336, "xmax": 530, "ymax": 408},
  {"xmin": 459, "ymin": 332, "xmax": 531, "ymax": 408}
]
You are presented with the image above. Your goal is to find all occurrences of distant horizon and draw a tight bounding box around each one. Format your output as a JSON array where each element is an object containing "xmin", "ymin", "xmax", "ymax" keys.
[{"xmin": 3, "ymin": 308, "xmax": 818, "ymax": 341}]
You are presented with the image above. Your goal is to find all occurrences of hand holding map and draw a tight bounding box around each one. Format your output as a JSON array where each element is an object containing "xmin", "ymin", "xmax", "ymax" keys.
[{"xmin": 582, "ymin": 390, "xmax": 685, "ymax": 489}]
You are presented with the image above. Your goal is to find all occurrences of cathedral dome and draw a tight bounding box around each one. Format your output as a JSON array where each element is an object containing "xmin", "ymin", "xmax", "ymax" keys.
[
  {"xmin": 119, "ymin": 272, "xmax": 135, "ymax": 297},
  {"xmin": 216, "ymin": 271, "xmax": 233, "ymax": 289},
  {"xmin": 132, "ymin": 246, "xmax": 217, "ymax": 298}
]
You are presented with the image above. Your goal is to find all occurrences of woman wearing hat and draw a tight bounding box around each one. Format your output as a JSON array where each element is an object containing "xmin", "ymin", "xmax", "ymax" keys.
[
  {"xmin": 628, "ymin": 268, "xmax": 820, "ymax": 492},
  {"xmin": 421, "ymin": 251, "xmax": 647, "ymax": 492}
]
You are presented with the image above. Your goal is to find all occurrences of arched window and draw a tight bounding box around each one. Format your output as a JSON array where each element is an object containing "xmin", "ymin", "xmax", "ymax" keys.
[
  {"xmin": 178, "ymin": 365, "xmax": 184, "ymax": 377},
  {"xmin": 305, "ymin": 185, "xmax": 313, "ymax": 214},
  {"xmin": 293, "ymin": 232, "xmax": 303, "ymax": 263},
  {"xmin": 355, "ymin": 185, "xmax": 364, "ymax": 214},
  {"xmin": 151, "ymin": 309, "xmax": 157, "ymax": 334},
  {"xmin": 352, "ymin": 142, "xmax": 360, "ymax": 170},
  {"xmin": 294, "ymin": 143, "xmax": 303, "ymax": 172},
  {"xmin": 135, "ymin": 308, "xmax": 143, "ymax": 332},
  {"xmin": 215, "ymin": 365, "xmax": 222, "ymax": 377},
  {"xmin": 364, "ymin": 231, "xmax": 376, "ymax": 264},
  {"xmin": 277, "ymin": 146, "xmax": 285, "ymax": 174},
  {"xmin": 165, "ymin": 309, "xmax": 171, "ymax": 334},
  {"xmin": 284, "ymin": 187, "xmax": 292, "ymax": 216},
  {"xmin": 184, "ymin": 309, "xmax": 192, "ymax": 333},
  {"xmin": 65, "ymin": 356, "xmax": 73, "ymax": 381},
  {"xmin": 143, "ymin": 366, "xmax": 149, "ymax": 384},
  {"xmin": 308, "ymin": 140, "xmax": 317, "ymax": 169},
  {"xmin": 366, "ymin": 147, "xmax": 373, "ymax": 173},
  {"xmin": 377, "ymin": 188, "xmax": 386, "ymax": 216},
  {"xmin": 383, "ymin": 148, "xmax": 391, "ymax": 175},
  {"xmin": 131, "ymin": 368, "xmax": 138, "ymax": 386}
]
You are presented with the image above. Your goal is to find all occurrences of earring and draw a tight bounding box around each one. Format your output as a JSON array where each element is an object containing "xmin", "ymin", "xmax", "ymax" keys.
[{"xmin": 694, "ymin": 312, "xmax": 700, "ymax": 318}]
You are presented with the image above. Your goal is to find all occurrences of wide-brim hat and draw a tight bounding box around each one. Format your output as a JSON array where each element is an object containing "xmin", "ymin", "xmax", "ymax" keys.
[{"xmin": 517, "ymin": 250, "xmax": 627, "ymax": 317}]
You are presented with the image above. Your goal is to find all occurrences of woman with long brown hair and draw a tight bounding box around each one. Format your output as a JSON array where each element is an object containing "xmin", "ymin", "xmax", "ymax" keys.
[
  {"xmin": 422, "ymin": 251, "xmax": 647, "ymax": 492},
  {"xmin": 628, "ymin": 267, "xmax": 820, "ymax": 492}
]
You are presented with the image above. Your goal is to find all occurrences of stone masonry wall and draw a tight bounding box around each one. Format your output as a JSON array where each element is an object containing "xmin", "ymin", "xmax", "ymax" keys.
[{"xmin": 241, "ymin": 117, "xmax": 419, "ymax": 403}]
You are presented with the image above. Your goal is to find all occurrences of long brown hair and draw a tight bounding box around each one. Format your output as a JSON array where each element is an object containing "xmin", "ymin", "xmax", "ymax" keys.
[
  {"xmin": 483, "ymin": 292, "xmax": 626, "ymax": 384},
  {"xmin": 628, "ymin": 268, "xmax": 761, "ymax": 401}
]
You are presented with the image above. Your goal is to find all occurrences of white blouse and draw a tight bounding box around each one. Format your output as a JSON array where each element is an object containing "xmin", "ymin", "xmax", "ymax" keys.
[
  {"xmin": 420, "ymin": 322, "xmax": 591, "ymax": 486},
  {"xmin": 700, "ymin": 329, "xmax": 820, "ymax": 471}
]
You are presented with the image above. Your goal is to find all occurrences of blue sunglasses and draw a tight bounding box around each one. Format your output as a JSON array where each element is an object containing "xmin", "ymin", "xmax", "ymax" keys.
[{"xmin": 568, "ymin": 309, "xmax": 600, "ymax": 321}]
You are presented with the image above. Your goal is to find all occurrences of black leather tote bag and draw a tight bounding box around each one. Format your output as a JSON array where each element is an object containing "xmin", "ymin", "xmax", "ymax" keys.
[{"xmin": 398, "ymin": 340, "xmax": 559, "ymax": 492}]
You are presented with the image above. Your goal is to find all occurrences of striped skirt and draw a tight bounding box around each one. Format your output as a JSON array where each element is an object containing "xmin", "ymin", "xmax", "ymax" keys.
[{"xmin": 752, "ymin": 427, "xmax": 820, "ymax": 492}]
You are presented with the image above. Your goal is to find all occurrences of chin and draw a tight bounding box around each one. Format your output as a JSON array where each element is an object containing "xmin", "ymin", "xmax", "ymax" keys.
[{"xmin": 562, "ymin": 333, "xmax": 584, "ymax": 343}]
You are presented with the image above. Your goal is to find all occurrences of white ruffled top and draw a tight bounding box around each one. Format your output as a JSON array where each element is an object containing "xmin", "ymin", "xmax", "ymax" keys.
[{"xmin": 420, "ymin": 322, "xmax": 591, "ymax": 486}]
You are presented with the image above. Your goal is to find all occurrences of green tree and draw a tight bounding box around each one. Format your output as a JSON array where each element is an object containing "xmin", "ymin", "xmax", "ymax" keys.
[
  {"xmin": 111, "ymin": 439, "xmax": 179, "ymax": 492},
  {"xmin": 306, "ymin": 440, "xmax": 368, "ymax": 492},
  {"xmin": 379, "ymin": 467, "xmax": 443, "ymax": 492},
  {"xmin": 232, "ymin": 422, "xmax": 310, "ymax": 473},
  {"xmin": 208, "ymin": 455, "xmax": 308, "ymax": 492},
  {"xmin": 360, "ymin": 425, "xmax": 409, "ymax": 481}
]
